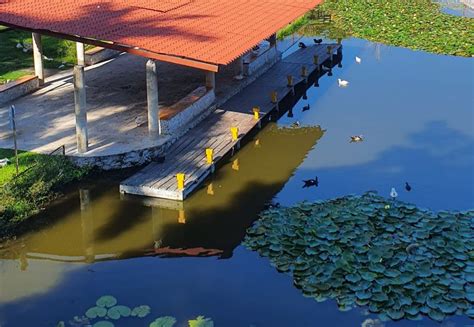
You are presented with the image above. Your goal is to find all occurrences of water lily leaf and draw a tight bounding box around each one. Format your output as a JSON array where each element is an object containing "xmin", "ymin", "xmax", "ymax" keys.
[
  {"xmin": 188, "ymin": 316, "xmax": 214, "ymax": 327},
  {"xmin": 86, "ymin": 306, "xmax": 107, "ymax": 319},
  {"xmin": 96, "ymin": 296, "xmax": 117, "ymax": 308},
  {"xmin": 131, "ymin": 305, "xmax": 151, "ymax": 318},
  {"xmin": 428, "ymin": 309, "xmax": 445, "ymax": 322},
  {"xmin": 387, "ymin": 309, "xmax": 404, "ymax": 320},
  {"xmin": 93, "ymin": 322, "xmax": 114, "ymax": 327},
  {"xmin": 149, "ymin": 316, "xmax": 177, "ymax": 327},
  {"xmin": 107, "ymin": 305, "xmax": 131, "ymax": 320},
  {"xmin": 345, "ymin": 273, "xmax": 361, "ymax": 283}
]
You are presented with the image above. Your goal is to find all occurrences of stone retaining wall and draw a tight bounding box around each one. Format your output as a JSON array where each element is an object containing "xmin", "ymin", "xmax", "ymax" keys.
[
  {"xmin": 85, "ymin": 47, "xmax": 121, "ymax": 66},
  {"xmin": 0, "ymin": 75, "xmax": 39, "ymax": 105}
]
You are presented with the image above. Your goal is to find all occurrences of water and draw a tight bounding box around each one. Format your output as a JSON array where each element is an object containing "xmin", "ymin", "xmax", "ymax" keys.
[
  {"xmin": 0, "ymin": 38, "xmax": 473, "ymax": 326},
  {"xmin": 434, "ymin": 0, "xmax": 474, "ymax": 17}
]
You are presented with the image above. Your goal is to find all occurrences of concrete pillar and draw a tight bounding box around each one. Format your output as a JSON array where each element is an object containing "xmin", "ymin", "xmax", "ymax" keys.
[
  {"xmin": 146, "ymin": 59, "xmax": 161, "ymax": 135},
  {"xmin": 73, "ymin": 65, "xmax": 88, "ymax": 153},
  {"xmin": 76, "ymin": 42, "xmax": 85, "ymax": 66},
  {"xmin": 237, "ymin": 56, "xmax": 244, "ymax": 76},
  {"xmin": 205, "ymin": 71, "xmax": 215, "ymax": 90},
  {"xmin": 32, "ymin": 33, "xmax": 44, "ymax": 86},
  {"xmin": 268, "ymin": 33, "xmax": 277, "ymax": 47}
]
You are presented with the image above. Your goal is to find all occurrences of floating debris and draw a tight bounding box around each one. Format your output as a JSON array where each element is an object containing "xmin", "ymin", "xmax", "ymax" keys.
[{"xmin": 243, "ymin": 192, "xmax": 474, "ymax": 322}]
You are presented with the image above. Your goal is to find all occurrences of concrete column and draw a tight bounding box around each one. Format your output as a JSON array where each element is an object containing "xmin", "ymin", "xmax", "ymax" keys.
[
  {"xmin": 76, "ymin": 42, "xmax": 86, "ymax": 66},
  {"xmin": 73, "ymin": 65, "xmax": 88, "ymax": 153},
  {"xmin": 146, "ymin": 59, "xmax": 160, "ymax": 135},
  {"xmin": 32, "ymin": 33, "xmax": 44, "ymax": 86},
  {"xmin": 205, "ymin": 71, "xmax": 215, "ymax": 90},
  {"xmin": 268, "ymin": 33, "xmax": 277, "ymax": 47},
  {"xmin": 237, "ymin": 56, "xmax": 244, "ymax": 76}
]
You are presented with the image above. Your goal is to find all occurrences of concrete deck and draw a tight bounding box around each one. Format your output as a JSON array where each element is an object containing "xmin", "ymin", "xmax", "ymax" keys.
[{"xmin": 0, "ymin": 44, "xmax": 278, "ymax": 168}]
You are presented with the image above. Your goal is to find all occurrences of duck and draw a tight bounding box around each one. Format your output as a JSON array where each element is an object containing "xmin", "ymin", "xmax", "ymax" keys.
[
  {"xmin": 291, "ymin": 121, "xmax": 300, "ymax": 128},
  {"xmin": 338, "ymin": 78, "xmax": 349, "ymax": 87},
  {"xmin": 134, "ymin": 116, "xmax": 147, "ymax": 127},
  {"xmin": 350, "ymin": 135, "xmax": 363, "ymax": 143},
  {"xmin": 355, "ymin": 56, "xmax": 362, "ymax": 64},
  {"xmin": 233, "ymin": 74, "xmax": 244, "ymax": 81},
  {"xmin": 58, "ymin": 64, "xmax": 65, "ymax": 69},
  {"xmin": 302, "ymin": 104, "xmax": 310, "ymax": 112},
  {"xmin": 405, "ymin": 182, "xmax": 412, "ymax": 192},
  {"xmin": 43, "ymin": 55, "xmax": 53, "ymax": 61},
  {"xmin": 298, "ymin": 42, "xmax": 307, "ymax": 49},
  {"xmin": 313, "ymin": 38, "xmax": 323, "ymax": 44},
  {"xmin": 303, "ymin": 177, "xmax": 319, "ymax": 188},
  {"xmin": 390, "ymin": 187, "xmax": 398, "ymax": 199}
]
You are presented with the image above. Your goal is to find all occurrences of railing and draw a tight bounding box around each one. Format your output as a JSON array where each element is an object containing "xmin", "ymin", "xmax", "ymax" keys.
[{"xmin": 13, "ymin": 145, "xmax": 66, "ymax": 179}]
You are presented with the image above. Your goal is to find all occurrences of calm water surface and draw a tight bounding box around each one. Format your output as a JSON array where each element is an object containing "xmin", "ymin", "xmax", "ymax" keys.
[{"xmin": 0, "ymin": 38, "xmax": 473, "ymax": 326}]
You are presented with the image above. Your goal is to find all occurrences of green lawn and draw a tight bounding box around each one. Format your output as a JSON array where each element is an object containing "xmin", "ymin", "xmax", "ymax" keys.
[
  {"xmin": 0, "ymin": 148, "xmax": 39, "ymax": 185},
  {"xmin": 0, "ymin": 148, "xmax": 89, "ymax": 238},
  {"xmin": 0, "ymin": 29, "xmax": 92, "ymax": 84}
]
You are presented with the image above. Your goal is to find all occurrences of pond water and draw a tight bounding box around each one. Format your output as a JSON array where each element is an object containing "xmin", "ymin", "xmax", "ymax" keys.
[
  {"xmin": 434, "ymin": 0, "xmax": 474, "ymax": 17},
  {"xmin": 0, "ymin": 38, "xmax": 473, "ymax": 327}
]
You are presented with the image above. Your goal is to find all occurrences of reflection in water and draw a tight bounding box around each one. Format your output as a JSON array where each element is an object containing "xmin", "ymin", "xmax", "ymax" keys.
[{"xmin": 0, "ymin": 124, "xmax": 324, "ymax": 270}]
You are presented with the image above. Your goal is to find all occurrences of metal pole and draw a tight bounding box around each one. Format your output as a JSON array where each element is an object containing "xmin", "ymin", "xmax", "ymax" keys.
[{"xmin": 9, "ymin": 105, "xmax": 19, "ymax": 175}]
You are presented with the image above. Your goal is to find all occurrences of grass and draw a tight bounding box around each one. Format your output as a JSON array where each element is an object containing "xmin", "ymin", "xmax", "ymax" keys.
[
  {"xmin": 0, "ymin": 29, "xmax": 93, "ymax": 84},
  {"xmin": 281, "ymin": 0, "xmax": 474, "ymax": 57},
  {"xmin": 0, "ymin": 148, "xmax": 89, "ymax": 238}
]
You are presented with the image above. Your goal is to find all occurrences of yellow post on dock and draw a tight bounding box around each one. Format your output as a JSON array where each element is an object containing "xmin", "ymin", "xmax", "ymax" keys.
[
  {"xmin": 253, "ymin": 106, "xmax": 260, "ymax": 120},
  {"xmin": 287, "ymin": 75, "xmax": 293, "ymax": 87},
  {"xmin": 206, "ymin": 148, "xmax": 214, "ymax": 164},
  {"xmin": 176, "ymin": 173, "xmax": 185, "ymax": 190},
  {"xmin": 231, "ymin": 127, "xmax": 239, "ymax": 141},
  {"xmin": 271, "ymin": 91, "xmax": 278, "ymax": 104},
  {"xmin": 313, "ymin": 55, "xmax": 319, "ymax": 65},
  {"xmin": 301, "ymin": 65, "xmax": 308, "ymax": 77}
]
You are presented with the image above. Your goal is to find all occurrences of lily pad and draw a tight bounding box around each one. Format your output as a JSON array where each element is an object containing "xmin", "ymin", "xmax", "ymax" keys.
[
  {"xmin": 93, "ymin": 322, "xmax": 114, "ymax": 327},
  {"xmin": 188, "ymin": 316, "xmax": 214, "ymax": 327},
  {"xmin": 149, "ymin": 316, "xmax": 177, "ymax": 327},
  {"xmin": 86, "ymin": 306, "xmax": 107, "ymax": 319},
  {"xmin": 96, "ymin": 296, "xmax": 117, "ymax": 308},
  {"xmin": 131, "ymin": 305, "xmax": 151, "ymax": 318}
]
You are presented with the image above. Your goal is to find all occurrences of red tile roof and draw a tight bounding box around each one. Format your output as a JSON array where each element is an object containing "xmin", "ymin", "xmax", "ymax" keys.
[{"xmin": 0, "ymin": 0, "xmax": 321, "ymax": 68}]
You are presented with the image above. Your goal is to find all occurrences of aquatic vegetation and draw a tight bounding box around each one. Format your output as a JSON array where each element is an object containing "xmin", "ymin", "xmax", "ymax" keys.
[
  {"xmin": 96, "ymin": 295, "xmax": 117, "ymax": 308},
  {"xmin": 131, "ymin": 305, "xmax": 151, "ymax": 318},
  {"xmin": 243, "ymin": 192, "xmax": 474, "ymax": 322},
  {"xmin": 149, "ymin": 316, "xmax": 177, "ymax": 327},
  {"xmin": 188, "ymin": 316, "xmax": 214, "ymax": 327},
  {"xmin": 319, "ymin": 0, "xmax": 474, "ymax": 57},
  {"xmin": 92, "ymin": 322, "xmax": 114, "ymax": 327}
]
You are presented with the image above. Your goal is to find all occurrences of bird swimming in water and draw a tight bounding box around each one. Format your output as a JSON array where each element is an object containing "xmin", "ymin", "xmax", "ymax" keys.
[
  {"xmin": 313, "ymin": 38, "xmax": 323, "ymax": 44},
  {"xmin": 405, "ymin": 182, "xmax": 412, "ymax": 192},
  {"xmin": 390, "ymin": 187, "xmax": 398, "ymax": 199},
  {"xmin": 302, "ymin": 104, "xmax": 310, "ymax": 112},
  {"xmin": 338, "ymin": 78, "xmax": 349, "ymax": 87},
  {"xmin": 298, "ymin": 42, "xmax": 307, "ymax": 49},
  {"xmin": 350, "ymin": 135, "xmax": 364, "ymax": 143},
  {"xmin": 291, "ymin": 121, "xmax": 300, "ymax": 128},
  {"xmin": 303, "ymin": 177, "xmax": 319, "ymax": 188},
  {"xmin": 355, "ymin": 56, "xmax": 362, "ymax": 64}
]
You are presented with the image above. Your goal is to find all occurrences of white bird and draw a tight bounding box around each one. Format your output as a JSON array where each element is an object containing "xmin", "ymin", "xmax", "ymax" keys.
[
  {"xmin": 355, "ymin": 56, "xmax": 362, "ymax": 64},
  {"xmin": 0, "ymin": 158, "xmax": 10, "ymax": 168},
  {"xmin": 16, "ymin": 42, "xmax": 23, "ymax": 49},
  {"xmin": 338, "ymin": 78, "xmax": 349, "ymax": 87},
  {"xmin": 135, "ymin": 116, "xmax": 147, "ymax": 127},
  {"xmin": 233, "ymin": 74, "xmax": 244, "ymax": 81},
  {"xmin": 43, "ymin": 55, "xmax": 53, "ymax": 61},
  {"xmin": 390, "ymin": 187, "xmax": 398, "ymax": 199},
  {"xmin": 58, "ymin": 64, "xmax": 65, "ymax": 69}
]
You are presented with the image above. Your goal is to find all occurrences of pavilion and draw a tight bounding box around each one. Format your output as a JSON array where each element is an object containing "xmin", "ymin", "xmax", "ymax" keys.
[{"xmin": 0, "ymin": 0, "xmax": 321, "ymax": 155}]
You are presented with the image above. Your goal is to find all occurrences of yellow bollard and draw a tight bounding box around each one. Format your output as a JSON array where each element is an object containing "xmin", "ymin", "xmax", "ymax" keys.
[
  {"xmin": 207, "ymin": 183, "xmax": 214, "ymax": 195},
  {"xmin": 287, "ymin": 75, "xmax": 293, "ymax": 87},
  {"xmin": 271, "ymin": 91, "xmax": 278, "ymax": 104},
  {"xmin": 255, "ymin": 139, "xmax": 260, "ymax": 147},
  {"xmin": 313, "ymin": 55, "xmax": 319, "ymax": 65},
  {"xmin": 232, "ymin": 158, "xmax": 239, "ymax": 171},
  {"xmin": 301, "ymin": 65, "xmax": 308, "ymax": 77},
  {"xmin": 176, "ymin": 173, "xmax": 185, "ymax": 190},
  {"xmin": 231, "ymin": 126, "xmax": 239, "ymax": 141},
  {"xmin": 205, "ymin": 148, "xmax": 214, "ymax": 164},
  {"xmin": 178, "ymin": 210, "xmax": 186, "ymax": 224},
  {"xmin": 253, "ymin": 106, "xmax": 260, "ymax": 120}
]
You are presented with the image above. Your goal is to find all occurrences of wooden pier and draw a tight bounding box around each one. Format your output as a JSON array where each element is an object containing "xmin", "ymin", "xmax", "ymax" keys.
[{"xmin": 120, "ymin": 43, "xmax": 342, "ymax": 200}]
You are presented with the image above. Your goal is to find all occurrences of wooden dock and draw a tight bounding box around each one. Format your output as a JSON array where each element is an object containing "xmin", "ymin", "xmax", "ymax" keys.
[{"xmin": 120, "ymin": 43, "xmax": 342, "ymax": 200}]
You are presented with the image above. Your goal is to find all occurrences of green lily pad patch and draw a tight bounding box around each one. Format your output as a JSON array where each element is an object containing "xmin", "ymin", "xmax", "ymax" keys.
[{"xmin": 243, "ymin": 192, "xmax": 474, "ymax": 322}]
